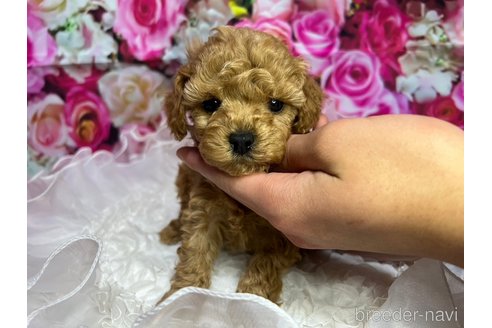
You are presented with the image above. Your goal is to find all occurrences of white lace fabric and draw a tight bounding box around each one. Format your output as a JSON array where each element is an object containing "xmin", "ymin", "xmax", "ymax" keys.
[{"xmin": 27, "ymin": 129, "xmax": 463, "ymax": 327}]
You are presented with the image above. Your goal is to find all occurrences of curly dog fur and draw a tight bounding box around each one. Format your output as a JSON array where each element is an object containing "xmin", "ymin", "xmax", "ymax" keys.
[{"xmin": 159, "ymin": 26, "xmax": 323, "ymax": 304}]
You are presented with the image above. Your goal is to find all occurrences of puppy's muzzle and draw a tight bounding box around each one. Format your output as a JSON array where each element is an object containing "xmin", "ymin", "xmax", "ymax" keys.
[{"xmin": 229, "ymin": 131, "xmax": 255, "ymax": 156}]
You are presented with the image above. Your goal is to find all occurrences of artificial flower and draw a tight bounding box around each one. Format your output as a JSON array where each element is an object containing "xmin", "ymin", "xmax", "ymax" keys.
[
  {"xmin": 252, "ymin": 0, "xmax": 294, "ymax": 22},
  {"xmin": 296, "ymin": 0, "xmax": 351, "ymax": 26},
  {"xmin": 359, "ymin": 0, "xmax": 409, "ymax": 84},
  {"xmin": 45, "ymin": 65, "xmax": 104, "ymax": 96},
  {"xmin": 323, "ymin": 89, "xmax": 409, "ymax": 120},
  {"xmin": 235, "ymin": 18, "xmax": 294, "ymax": 52},
  {"xmin": 65, "ymin": 87, "xmax": 112, "ymax": 150},
  {"xmin": 292, "ymin": 10, "xmax": 340, "ymax": 75},
  {"xmin": 359, "ymin": 0, "xmax": 409, "ymax": 56},
  {"xmin": 396, "ymin": 5, "xmax": 461, "ymax": 103},
  {"xmin": 25, "ymin": 0, "xmax": 466, "ymax": 175},
  {"xmin": 163, "ymin": 0, "xmax": 234, "ymax": 64},
  {"xmin": 28, "ymin": 0, "xmax": 89, "ymax": 29},
  {"xmin": 413, "ymin": 96, "xmax": 464, "ymax": 128},
  {"xmin": 55, "ymin": 14, "xmax": 117, "ymax": 65},
  {"xmin": 27, "ymin": 69, "xmax": 46, "ymax": 95},
  {"xmin": 407, "ymin": 9, "xmax": 442, "ymax": 37},
  {"xmin": 321, "ymin": 50, "xmax": 384, "ymax": 108},
  {"xmin": 396, "ymin": 68, "xmax": 456, "ymax": 103},
  {"xmin": 98, "ymin": 66, "xmax": 169, "ymax": 127},
  {"xmin": 443, "ymin": 1, "xmax": 464, "ymax": 47},
  {"xmin": 113, "ymin": 0, "xmax": 186, "ymax": 61},
  {"xmin": 28, "ymin": 7, "xmax": 57, "ymax": 67},
  {"xmin": 28, "ymin": 67, "xmax": 57, "ymax": 95},
  {"xmin": 28, "ymin": 94, "xmax": 71, "ymax": 156}
]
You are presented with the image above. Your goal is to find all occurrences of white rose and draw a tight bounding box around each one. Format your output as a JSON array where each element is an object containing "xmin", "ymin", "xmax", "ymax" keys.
[{"xmin": 98, "ymin": 66, "xmax": 171, "ymax": 127}]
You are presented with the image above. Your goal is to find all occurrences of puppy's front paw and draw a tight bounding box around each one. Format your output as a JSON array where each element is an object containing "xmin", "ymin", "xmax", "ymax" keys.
[
  {"xmin": 237, "ymin": 279, "xmax": 282, "ymax": 305},
  {"xmin": 159, "ymin": 218, "xmax": 181, "ymax": 245}
]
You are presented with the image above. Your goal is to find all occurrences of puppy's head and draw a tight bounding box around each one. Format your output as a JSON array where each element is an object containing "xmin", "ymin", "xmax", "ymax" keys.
[{"xmin": 166, "ymin": 26, "xmax": 323, "ymax": 176}]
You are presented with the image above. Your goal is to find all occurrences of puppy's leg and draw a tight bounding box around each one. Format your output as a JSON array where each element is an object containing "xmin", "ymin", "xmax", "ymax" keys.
[
  {"xmin": 237, "ymin": 245, "xmax": 301, "ymax": 304},
  {"xmin": 158, "ymin": 207, "xmax": 222, "ymax": 304},
  {"xmin": 159, "ymin": 218, "xmax": 182, "ymax": 245},
  {"xmin": 159, "ymin": 165, "xmax": 190, "ymax": 245}
]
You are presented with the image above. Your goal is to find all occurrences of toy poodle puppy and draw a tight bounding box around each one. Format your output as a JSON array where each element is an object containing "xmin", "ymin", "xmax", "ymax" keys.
[{"xmin": 159, "ymin": 26, "xmax": 323, "ymax": 304}]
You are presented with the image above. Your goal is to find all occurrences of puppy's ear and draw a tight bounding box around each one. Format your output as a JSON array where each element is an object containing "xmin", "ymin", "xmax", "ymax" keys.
[
  {"xmin": 165, "ymin": 65, "xmax": 191, "ymax": 141},
  {"xmin": 293, "ymin": 74, "xmax": 324, "ymax": 134}
]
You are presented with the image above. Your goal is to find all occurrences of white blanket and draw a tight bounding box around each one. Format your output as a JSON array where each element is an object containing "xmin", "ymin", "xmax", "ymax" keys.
[{"xmin": 27, "ymin": 129, "xmax": 463, "ymax": 327}]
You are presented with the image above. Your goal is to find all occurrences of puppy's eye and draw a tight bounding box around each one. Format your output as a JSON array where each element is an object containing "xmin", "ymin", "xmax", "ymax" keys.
[
  {"xmin": 202, "ymin": 98, "xmax": 221, "ymax": 113},
  {"xmin": 269, "ymin": 99, "xmax": 284, "ymax": 113}
]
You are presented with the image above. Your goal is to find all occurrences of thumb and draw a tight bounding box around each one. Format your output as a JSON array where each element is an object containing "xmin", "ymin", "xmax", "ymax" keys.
[{"xmin": 278, "ymin": 129, "xmax": 327, "ymax": 172}]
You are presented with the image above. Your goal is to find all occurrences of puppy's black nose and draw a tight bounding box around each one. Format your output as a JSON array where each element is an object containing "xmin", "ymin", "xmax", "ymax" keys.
[{"xmin": 229, "ymin": 132, "xmax": 255, "ymax": 155}]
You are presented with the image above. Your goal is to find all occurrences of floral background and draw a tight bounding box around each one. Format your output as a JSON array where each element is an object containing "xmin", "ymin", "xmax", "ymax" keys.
[{"xmin": 27, "ymin": 0, "xmax": 464, "ymax": 176}]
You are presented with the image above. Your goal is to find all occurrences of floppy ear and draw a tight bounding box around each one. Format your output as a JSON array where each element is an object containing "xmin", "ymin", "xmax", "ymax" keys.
[
  {"xmin": 292, "ymin": 74, "xmax": 324, "ymax": 134},
  {"xmin": 165, "ymin": 65, "xmax": 191, "ymax": 141}
]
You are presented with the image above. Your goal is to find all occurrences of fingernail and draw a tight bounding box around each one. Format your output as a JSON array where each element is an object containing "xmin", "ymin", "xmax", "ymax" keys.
[{"xmin": 176, "ymin": 148, "xmax": 186, "ymax": 161}]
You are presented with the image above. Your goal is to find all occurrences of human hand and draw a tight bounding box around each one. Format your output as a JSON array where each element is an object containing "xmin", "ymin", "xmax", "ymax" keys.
[{"xmin": 177, "ymin": 114, "xmax": 464, "ymax": 267}]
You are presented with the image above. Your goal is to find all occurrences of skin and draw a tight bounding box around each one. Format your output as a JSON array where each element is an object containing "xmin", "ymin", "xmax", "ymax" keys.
[{"xmin": 176, "ymin": 114, "xmax": 464, "ymax": 267}]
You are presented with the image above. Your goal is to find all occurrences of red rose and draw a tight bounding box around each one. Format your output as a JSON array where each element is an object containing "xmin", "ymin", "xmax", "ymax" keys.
[
  {"xmin": 413, "ymin": 96, "xmax": 464, "ymax": 129},
  {"xmin": 65, "ymin": 87, "xmax": 112, "ymax": 150},
  {"xmin": 359, "ymin": 0, "xmax": 409, "ymax": 85}
]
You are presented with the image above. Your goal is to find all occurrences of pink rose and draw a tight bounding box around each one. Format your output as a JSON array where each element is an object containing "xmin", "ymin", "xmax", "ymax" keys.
[
  {"xmin": 376, "ymin": 90, "xmax": 410, "ymax": 115},
  {"xmin": 28, "ymin": 66, "xmax": 59, "ymax": 96},
  {"xmin": 65, "ymin": 87, "xmax": 112, "ymax": 150},
  {"xmin": 296, "ymin": 0, "xmax": 349, "ymax": 26},
  {"xmin": 27, "ymin": 7, "xmax": 57, "ymax": 67},
  {"xmin": 27, "ymin": 68, "xmax": 46, "ymax": 95},
  {"xmin": 413, "ymin": 96, "xmax": 464, "ymax": 129},
  {"xmin": 321, "ymin": 50, "xmax": 384, "ymax": 108},
  {"xmin": 252, "ymin": 0, "xmax": 294, "ymax": 22},
  {"xmin": 235, "ymin": 18, "xmax": 294, "ymax": 52},
  {"xmin": 320, "ymin": 50, "xmax": 402, "ymax": 120},
  {"xmin": 323, "ymin": 89, "xmax": 409, "ymax": 120},
  {"xmin": 113, "ymin": 0, "xmax": 186, "ymax": 61},
  {"xmin": 451, "ymin": 77, "xmax": 464, "ymax": 112},
  {"xmin": 28, "ymin": 94, "xmax": 70, "ymax": 156},
  {"xmin": 292, "ymin": 10, "xmax": 340, "ymax": 76},
  {"xmin": 359, "ymin": 1, "xmax": 409, "ymax": 84}
]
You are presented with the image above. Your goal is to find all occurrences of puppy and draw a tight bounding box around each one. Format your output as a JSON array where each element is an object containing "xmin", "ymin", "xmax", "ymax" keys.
[{"xmin": 159, "ymin": 26, "xmax": 323, "ymax": 304}]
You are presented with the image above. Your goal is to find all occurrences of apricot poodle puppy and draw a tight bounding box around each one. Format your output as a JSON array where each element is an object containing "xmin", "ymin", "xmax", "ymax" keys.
[{"xmin": 159, "ymin": 26, "xmax": 323, "ymax": 304}]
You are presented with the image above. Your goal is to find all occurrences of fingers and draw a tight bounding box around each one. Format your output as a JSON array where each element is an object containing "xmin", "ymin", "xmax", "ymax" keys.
[
  {"xmin": 277, "ymin": 129, "xmax": 330, "ymax": 173},
  {"xmin": 176, "ymin": 147, "xmax": 284, "ymax": 215},
  {"xmin": 177, "ymin": 147, "xmax": 223, "ymax": 183},
  {"xmin": 177, "ymin": 146, "xmax": 343, "ymax": 245},
  {"xmin": 276, "ymin": 114, "xmax": 332, "ymax": 173},
  {"xmin": 279, "ymin": 116, "xmax": 345, "ymax": 176}
]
